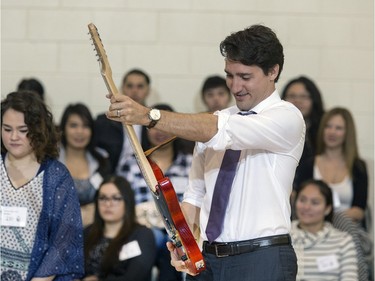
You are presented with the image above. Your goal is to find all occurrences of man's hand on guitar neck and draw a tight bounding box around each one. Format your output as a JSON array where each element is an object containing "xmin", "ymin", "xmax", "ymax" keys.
[
  {"xmin": 106, "ymin": 93, "xmax": 218, "ymax": 143},
  {"xmin": 106, "ymin": 93, "xmax": 150, "ymax": 127}
]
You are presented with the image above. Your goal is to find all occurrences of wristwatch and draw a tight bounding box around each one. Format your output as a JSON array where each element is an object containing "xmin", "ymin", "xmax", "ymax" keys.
[{"xmin": 147, "ymin": 108, "xmax": 161, "ymax": 129}]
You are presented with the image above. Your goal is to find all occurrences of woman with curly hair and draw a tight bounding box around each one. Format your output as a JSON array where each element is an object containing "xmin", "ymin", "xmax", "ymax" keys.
[{"xmin": 1, "ymin": 91, "xmax": 84, "ymax": 281}]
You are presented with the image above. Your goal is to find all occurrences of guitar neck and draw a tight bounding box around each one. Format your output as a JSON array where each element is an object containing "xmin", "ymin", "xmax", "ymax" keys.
[
  {"xmin": 103, "ymin": 73, "xmax": 158, "ymax": 193},
  {"xmin": 89, "ymin": 23, "xmax": 206, "ymax": 274}
]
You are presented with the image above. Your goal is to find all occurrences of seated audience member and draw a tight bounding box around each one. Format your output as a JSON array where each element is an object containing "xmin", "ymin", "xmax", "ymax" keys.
[
  {"xmin": 58, "ymin": 103, "xmax": 111, "ymax": 226},
  {"xmin": 281, "ymin": 76, "xmax": 325, "ymax": 165},
  {"xmin": 94, "ymin": 68, "xmax": 151, "ymax": 173},
  {"xmin": 201, "ymin": 75, "xmax": 232, "ymax": 112},
  {"xmin": 83, "ymin": 176, "xmax": 156, "ymax": 281},
  {"xmin": 295, "ymin": 107, "xmax": 368, "ymax": 226},
  {"xmin": 332, "ymin": 212, "xmax": 370, "ymax": 281},
  {"xmin": 291, "ymin": 179, "xmax": 358, "ymax": 280},
  {"xmin": 182, "ymin": 75, "xmax": 232, "ymax": 154},
  {"xmin": 1, "ymin": 91, "xmax": 84, "ymax": 280},
  {"xmin": 118, "ymin": 103, "xmax": 192, "ymax": 281},
  {"xmin": 282, "ymin": 76, "xmax": 325, "ymax": 218},
  {"xmin": 17, "ymin": 77, "xmax": 45, "ymax": 101}
]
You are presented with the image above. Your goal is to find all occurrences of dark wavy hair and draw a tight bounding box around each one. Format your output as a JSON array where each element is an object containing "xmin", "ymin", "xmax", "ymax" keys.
[
  {"xmin": 295, "ymin": 179, "xmax": 334, "ymax": 222},
  {"xmin": 84, "ymin": 175, "xmax": 138, "ymax": 276},
  {"xmin": 1, "ymin": 91, "xmax": 59, "ymax": 162},
  {"xmin": 220, "ymin": 24, "xmax": 284, "ymax": 82}
]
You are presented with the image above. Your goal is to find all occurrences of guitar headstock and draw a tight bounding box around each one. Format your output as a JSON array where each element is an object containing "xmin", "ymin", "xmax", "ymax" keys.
[{"xmin": 88, "ymin": 23, "xmax": 112, "ymax": 78}]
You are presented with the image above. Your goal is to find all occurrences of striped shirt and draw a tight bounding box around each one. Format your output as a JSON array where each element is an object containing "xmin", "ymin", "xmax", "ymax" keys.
[
  {"xmin": 291, "ymin": 221, "xmax": 358, "ymax": 281},
  {"xmin": 332, "ymin": 212, "xmax": 370, "ymax": 281}
]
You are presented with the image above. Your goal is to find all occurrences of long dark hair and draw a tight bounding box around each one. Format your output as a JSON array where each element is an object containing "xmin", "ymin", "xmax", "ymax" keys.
[
  {"xmin": 295, "ymin": 179, "xmax": 334, "ymax": 222},
  {"xmin": 1, "ymin": 91, "xmax": 59, "ymax": 162},
  {"xmin": 281, "ymin": 76, "xmax": 325, "ymax": 153},
  {"xmin": 59, "ymin": 103, "xmax": 108, "ymax": 173},
  {"xmin": 84, "ymin": 176, "xmax": 138, "ymax": 276}
]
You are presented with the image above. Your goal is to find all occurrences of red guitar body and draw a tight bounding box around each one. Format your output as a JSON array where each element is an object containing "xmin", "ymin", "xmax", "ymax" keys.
[{"xmin": 147, "ymin": 157, "xmax": 206, "ymax": 275}]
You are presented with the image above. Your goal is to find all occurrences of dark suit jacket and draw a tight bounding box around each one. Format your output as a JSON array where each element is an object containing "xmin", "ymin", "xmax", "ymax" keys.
[{"xmin": 94, "ymin": 113, "xmax": 150, "ymax": 173}]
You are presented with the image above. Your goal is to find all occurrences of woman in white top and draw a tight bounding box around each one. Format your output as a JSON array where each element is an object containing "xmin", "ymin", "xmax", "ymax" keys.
[
  {"xmin": 295, "ymin": 107, "xmax": 368, "ymax": 224},
  {"xmin": 291, "ymin": 179, "xmax": 358, "ymax": 281}
]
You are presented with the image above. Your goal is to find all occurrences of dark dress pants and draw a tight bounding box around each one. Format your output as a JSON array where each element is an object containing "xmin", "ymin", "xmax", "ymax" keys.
[{"xmin": 186, "ymin": 245, "xmax": 297, "ymax": 281}]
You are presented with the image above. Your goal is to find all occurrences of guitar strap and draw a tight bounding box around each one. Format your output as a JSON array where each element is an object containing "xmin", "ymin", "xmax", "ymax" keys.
[{"xmin": 144, "ymin": 136, "xmax": 177, "ymax": 156}]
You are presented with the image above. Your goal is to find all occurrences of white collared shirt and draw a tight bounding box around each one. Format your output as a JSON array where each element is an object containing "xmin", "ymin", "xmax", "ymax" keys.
[{"xmin": 183, "ymin": 90, "xmax": 305, "ymax": 242}]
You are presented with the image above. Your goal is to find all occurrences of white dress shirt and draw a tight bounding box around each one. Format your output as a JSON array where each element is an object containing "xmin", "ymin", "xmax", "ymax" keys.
[{"xmin": 183, "ymin": 90, "xmax": 305, "ymax": 242}]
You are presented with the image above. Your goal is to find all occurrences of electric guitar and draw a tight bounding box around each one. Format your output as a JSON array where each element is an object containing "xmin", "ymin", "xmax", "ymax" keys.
[{"xmin": 88, "ymin": 23, "xmax": 205, "ymax": 275}]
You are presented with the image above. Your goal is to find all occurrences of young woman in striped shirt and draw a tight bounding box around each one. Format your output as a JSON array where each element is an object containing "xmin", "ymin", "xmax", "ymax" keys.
[{"xmin": 291, "ymin": 179, "xmax": 358, "ymax": 281}]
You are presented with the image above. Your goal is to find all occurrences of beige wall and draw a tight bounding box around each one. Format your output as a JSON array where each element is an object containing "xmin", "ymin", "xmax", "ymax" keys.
[{"xmin": 1, "ymin": 0, "xmax": 374, "ymax": 233}]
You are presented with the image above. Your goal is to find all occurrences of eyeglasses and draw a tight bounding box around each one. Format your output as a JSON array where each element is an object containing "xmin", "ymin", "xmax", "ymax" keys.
[{"xmin": 98, "ymin": 196, "xmax": 123, "ymax": 205}]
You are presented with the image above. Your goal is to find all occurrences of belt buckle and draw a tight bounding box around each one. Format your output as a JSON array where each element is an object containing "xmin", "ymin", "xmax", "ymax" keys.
[{"xmin": 214, "ymin": 244, "xmax": 229, "ymax": 258}]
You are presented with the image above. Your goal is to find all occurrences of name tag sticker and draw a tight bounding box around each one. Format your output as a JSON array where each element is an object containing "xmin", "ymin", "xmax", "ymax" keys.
[
  {"xmin": 119, "ymin": 240, "xmax": 142, "ymax": 261},
  {"xmin": 316, "ymin": 254, "xmax": 339, "ymax": 272},
  {"xmin": 90, "ymin": 172, "xmax": 103, "ymax": 190},
  {"xmin": 1, "ymin": 206, "xmax": 28, "ymax": 227}
]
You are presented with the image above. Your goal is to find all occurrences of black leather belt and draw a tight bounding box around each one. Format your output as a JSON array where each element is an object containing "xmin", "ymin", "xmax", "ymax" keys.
[{"xmin": 203, "ymin": 234, "xmax": 291, "ymax": 257}]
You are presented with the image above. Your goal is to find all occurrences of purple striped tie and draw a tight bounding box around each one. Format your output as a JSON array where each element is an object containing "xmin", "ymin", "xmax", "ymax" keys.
[{"xmin": 206, "ymin": 110, "xmax": 256, "ymax": 243}]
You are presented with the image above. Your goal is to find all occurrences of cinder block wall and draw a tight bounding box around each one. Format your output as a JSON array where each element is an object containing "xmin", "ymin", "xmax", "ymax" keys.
[{"xmin": 1, "ymin": 0, "xmax": 374, "ymax": 235}]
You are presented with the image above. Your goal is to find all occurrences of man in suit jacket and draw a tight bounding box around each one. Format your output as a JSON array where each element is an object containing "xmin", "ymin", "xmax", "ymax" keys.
[{"xmin": 94, "ymin": 68, "xmax": 151, "ymax": 173}]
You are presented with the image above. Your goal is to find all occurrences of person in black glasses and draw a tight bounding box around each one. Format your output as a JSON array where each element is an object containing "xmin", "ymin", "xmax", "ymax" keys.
[{"xmin": 83, "ymin": 175, "xmax": 156, "ymax": 281}]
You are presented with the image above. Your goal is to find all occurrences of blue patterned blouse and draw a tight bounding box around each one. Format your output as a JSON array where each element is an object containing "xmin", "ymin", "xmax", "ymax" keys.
[{"xmin": 0, "ymin": 155, "xmax": 84, "ymax": 281}]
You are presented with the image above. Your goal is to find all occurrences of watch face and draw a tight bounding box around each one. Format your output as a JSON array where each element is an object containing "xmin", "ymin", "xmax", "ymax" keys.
[{"xmin": 150, "ymin": 109, "xmax": 161, "ymax": 120}]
